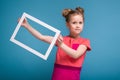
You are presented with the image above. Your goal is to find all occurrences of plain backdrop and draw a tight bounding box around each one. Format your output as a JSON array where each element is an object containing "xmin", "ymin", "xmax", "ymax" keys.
[{"xmin": 0, "ymin": 0, "xmax": 120, "ymax": 80}]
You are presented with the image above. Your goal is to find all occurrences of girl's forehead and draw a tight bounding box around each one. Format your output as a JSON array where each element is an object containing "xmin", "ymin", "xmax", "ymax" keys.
[
  {"xmin": 70, "ymin": 14, "xmax": 83, "ymax": 18},
  {"xmin": 70, "ymin": 15, "xmax": 83, "ymax": 20}
]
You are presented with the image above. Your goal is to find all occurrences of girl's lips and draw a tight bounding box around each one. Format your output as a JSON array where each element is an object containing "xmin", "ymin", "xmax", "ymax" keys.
[{"xmin": 75, "ymin": 29, "xmax": 81, "ymax": 31}]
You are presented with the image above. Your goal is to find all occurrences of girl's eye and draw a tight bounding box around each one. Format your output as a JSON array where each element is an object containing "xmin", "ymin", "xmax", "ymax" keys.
[
  {"xmin": 72, "ymin": 22, "xmax": 77, "ymax": 24},
  {"xmin": 79, "ymin": 21, "xmax": 83, "ymax": 24},
  {"xmin": 71, "ymin": 21, "xmax": 83, "ymax": 24}
]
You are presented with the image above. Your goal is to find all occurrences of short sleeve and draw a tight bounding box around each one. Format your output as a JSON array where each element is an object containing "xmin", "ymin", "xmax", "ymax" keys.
[{"xmin": 81, "ymin": 39, "xmax": 91, "ymax": 51}]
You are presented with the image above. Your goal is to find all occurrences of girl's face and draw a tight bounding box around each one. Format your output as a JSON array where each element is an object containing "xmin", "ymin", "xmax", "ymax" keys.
[{"xmin": 66, "ymin": 14, "xmax": 84, "ymax": 38}]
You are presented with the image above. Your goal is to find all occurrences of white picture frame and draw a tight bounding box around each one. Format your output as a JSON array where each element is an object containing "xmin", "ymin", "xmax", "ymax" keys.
[{"xmin": 10, "ymin": 12, "xmax": 60, "ymax": 60}]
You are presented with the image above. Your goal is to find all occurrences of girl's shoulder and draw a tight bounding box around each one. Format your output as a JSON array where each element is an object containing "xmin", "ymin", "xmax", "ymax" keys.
[{"xmin": 79, "ymin": 37, "xmax": 90, "ymax": 41}]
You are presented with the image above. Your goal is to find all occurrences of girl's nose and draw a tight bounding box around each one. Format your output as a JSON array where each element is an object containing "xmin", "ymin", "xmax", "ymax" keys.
[{"xmin": 76, "ymin": 23, "xmax": 80, "ymax": 28}]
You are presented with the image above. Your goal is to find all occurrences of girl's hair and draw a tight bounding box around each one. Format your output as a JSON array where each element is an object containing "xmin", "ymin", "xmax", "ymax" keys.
[{"xmin": 62, "ymin": 7, "xmax": 84, "ymax": 22}]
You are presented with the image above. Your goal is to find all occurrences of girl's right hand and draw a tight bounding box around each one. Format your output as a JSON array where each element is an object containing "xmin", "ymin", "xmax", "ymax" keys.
[
  {"xmin": 18, "ymin": 18, "xmax": 29, "ymax": 28},
  {"xmin": 57, "ymin": 34, "xmax": 63, "ymax": 46}
]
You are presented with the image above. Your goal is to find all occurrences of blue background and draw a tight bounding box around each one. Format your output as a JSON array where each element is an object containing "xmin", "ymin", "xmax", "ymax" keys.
[{"xmin": 0, "ymin": 0, "xmax": 120, "ymax": 80}]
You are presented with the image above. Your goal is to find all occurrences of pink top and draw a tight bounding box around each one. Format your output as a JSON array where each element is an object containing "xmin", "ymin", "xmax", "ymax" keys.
[{"xmin": 55, "ymin": 36, "xmax": 91, "ymax": 67}]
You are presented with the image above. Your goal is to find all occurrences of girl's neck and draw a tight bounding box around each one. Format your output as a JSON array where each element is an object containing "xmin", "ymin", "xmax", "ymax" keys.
[{"xmin": 69, "ymin": 34, "xmax": 80, "ymax": 39}]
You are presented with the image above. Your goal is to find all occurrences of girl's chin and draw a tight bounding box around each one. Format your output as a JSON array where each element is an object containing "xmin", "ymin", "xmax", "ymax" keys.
[{"xmin": 75, "ymin": 32, "xmax": 81, "ymax": 35}]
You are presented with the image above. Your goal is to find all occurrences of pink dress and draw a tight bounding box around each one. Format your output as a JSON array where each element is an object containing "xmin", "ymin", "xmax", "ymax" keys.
[{"xmin": 52, "ymin": 36, "xmax": 91, "ymax": 80}]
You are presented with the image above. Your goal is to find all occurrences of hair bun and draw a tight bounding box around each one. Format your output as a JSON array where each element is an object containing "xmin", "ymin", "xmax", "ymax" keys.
[
  {"xmin": 76, "ymin": 7, "xmax": 84, "ymax": 14},
  {"xmin": 62, "ymin": 9, "xmax": 72, "ymax": 18}
]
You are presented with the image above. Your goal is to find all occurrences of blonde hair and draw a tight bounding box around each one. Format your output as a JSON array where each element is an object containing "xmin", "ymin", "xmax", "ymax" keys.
[{"xmin": 62, "ymin": 7, "xmax": 84, "ymax": 22}]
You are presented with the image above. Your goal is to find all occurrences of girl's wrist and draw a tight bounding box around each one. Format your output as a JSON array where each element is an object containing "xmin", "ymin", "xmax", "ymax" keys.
[
  {"xmin": 24, "ymin": 23, "xmax": 30, "ymax": 29},
  {"xmin": 58, "ymin": 42, "xmax": 64, "ymax": 47}
]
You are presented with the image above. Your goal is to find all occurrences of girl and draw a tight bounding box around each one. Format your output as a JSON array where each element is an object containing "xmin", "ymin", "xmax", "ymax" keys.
[{"xmin": 19, "ymin": 7, "xmax": 91, "ymax": 80}]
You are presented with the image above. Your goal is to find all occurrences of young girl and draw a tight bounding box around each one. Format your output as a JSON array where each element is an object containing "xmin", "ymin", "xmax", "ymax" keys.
[{"xmin": 19, "ymin": 7, "xmax": 91, "ymax": 80}]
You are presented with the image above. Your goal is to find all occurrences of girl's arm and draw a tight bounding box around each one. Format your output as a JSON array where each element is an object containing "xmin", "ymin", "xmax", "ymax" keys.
[
  {"xmin": 60, "ymin": 43, "xmax": 87, "ymax": 59},
  {"xmin": 57, "ymin": 35, "xmax": 87, "ymax": 59},
  {"xmin": 19, "ymin": 18, "xmax": 53, "ymax": 44}
]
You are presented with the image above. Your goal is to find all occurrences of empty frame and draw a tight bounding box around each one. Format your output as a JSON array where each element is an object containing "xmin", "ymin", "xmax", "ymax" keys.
[{"xmin": 10, "ymin": 12, "xmax": 60, "ymax": 60}]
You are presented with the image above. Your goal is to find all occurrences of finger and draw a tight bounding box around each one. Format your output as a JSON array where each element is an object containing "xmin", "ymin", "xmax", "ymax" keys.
[
  {"xmin": 18, "ymin": 18, "xmax": 21, "ymax": 22},
  {"xmin": 59, "ymin": 35, "xmax": 63, "ymax": 41}
]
